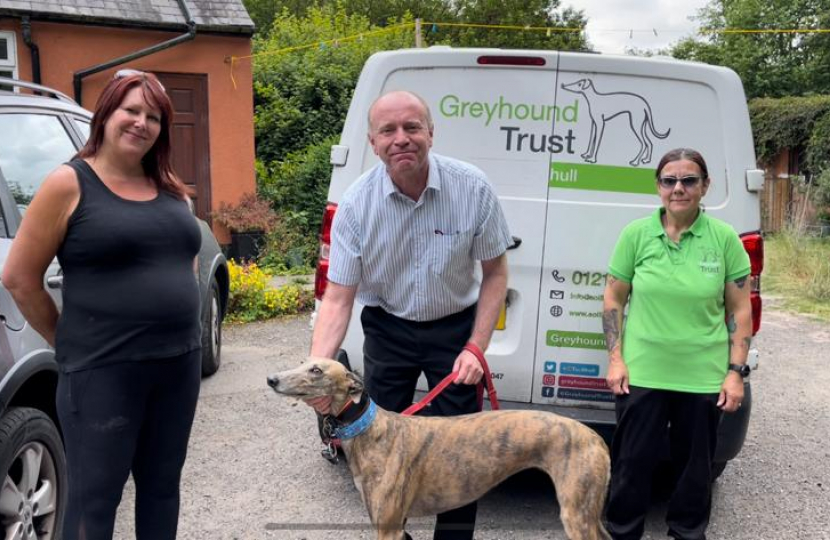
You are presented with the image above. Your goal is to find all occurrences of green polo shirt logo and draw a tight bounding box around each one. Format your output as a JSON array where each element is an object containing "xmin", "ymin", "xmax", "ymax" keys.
[{"xmin": 698, "ymin": 246, "xmax": 721, "ymax": 276}]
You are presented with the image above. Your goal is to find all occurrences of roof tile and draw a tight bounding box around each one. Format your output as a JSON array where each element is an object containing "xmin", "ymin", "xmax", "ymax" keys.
[{"xmin": 0, "ymin": 0, "xmax": 254, "ymax": 34}]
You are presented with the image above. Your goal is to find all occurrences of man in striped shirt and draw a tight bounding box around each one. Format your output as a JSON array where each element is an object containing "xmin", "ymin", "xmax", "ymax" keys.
[{"xmin": 308, "ymin": 90, "xmax": 512, "ymax": 540}]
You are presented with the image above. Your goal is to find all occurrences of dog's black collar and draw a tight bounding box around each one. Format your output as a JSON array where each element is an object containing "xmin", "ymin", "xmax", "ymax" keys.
[
  {"xmin": 320, "ymin": 392, "xmax": 376, "ymax": 441},
  {"xmin": 331, "ymin": 391, "xmax": 370, "ymax": 427}
]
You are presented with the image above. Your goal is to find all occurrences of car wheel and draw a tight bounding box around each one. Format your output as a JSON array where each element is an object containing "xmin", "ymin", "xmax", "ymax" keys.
[
  {"xmin": 0, "ymin": 407, "xmax": 66, "ymax": 540},
  {"xmin": 201, "ymin": 277, "xmax": 222, "ymax": 377}
]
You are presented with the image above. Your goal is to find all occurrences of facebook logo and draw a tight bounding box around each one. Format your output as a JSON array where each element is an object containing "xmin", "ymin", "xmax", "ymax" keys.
[
  {"xmin": 542, "ymin": 386, "xmax": 555, "ymax": 398},
  {"xmin": 544, "ymin": 361, "xmax": 557, "ymax": 373}
]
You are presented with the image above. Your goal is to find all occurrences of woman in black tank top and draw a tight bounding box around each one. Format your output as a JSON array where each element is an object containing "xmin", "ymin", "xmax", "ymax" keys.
[{"xmin": 3, "ymin": 70, "xmax": 202, "ymax": 540}]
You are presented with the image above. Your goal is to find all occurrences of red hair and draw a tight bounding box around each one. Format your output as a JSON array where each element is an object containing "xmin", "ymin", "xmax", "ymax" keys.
[{"xmin": 76, "ymin": 71, "xmax": 188, "ymax": 199}]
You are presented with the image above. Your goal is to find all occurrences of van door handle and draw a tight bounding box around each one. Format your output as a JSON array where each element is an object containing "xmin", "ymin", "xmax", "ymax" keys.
[
  {"xmin": 507, "ymin": 236, "xmax": 522, "ymax": 250},
  {"xmin": 46, "ymin": 275, "xmax": 64, "ymax": 289}
]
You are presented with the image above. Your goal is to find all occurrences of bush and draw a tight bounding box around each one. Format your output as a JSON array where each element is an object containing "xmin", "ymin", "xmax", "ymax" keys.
[
  {"xmin": 212, "ymin": 193, "xmax": 278, "ymax": 233},
  {"xmin": 253, "ymin": 6, "xmax": 414, "ymax": 164},
  {"xmin": 748, "ymin": 96, "xmax": 830, "ymax": 166},
  {"xmin": 805, "ymin": 111, "xmax": 830, "ymax": 174},
  {"xmin": 227, "ymin": 260, "xmax": 313, "ymax": 322},
  {"xmin": 812, "ymin": 169, "xmax": 830, "ymax": 216},
  {"xmin": 257, "ymin": 137, "xmax": 335, "ymax": 239},
  {"xmin": 257, "ymin": 211, "xmax": 318, "ymax": 272}
]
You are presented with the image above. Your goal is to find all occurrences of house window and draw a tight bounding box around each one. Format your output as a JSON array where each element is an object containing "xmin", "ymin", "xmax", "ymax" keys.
[{"xmin": 0, "ymin": 31, "xmax": 18, "ymax": 91}]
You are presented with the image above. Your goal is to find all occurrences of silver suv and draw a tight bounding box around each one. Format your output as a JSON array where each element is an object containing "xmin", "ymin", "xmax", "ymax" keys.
[{"xmin": 0, "ymin": 78, "xmax": 229, "ymax": 538}]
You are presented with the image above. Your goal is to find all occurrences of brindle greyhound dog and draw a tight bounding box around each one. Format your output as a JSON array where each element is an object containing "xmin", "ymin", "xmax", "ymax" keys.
[{"xmin": 267, "ymin": 358, "xmax": 611, "ymax": 540}]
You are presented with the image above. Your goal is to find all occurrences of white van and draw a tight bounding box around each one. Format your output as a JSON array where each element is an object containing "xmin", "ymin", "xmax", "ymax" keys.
[{"xmin": 314, "ymin": 48, "xmax": 764, "ymax": 476}]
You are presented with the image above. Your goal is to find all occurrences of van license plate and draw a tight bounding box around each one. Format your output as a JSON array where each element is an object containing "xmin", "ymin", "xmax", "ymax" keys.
[{"xmin": 496, "ymin": 303, "xmax": 507, "ymax": 330}]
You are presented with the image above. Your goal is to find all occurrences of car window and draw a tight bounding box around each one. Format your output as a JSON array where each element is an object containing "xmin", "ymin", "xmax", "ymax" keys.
[
  {"xmin": 72, "ymin": 117, "xmax": 90, "ymax": 143},
  {"xmin": 0, "ymin": 112, "xmax": 78, "ymax": 212}
]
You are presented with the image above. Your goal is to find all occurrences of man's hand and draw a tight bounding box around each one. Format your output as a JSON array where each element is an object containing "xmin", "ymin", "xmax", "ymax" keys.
[
  {"xmin": 718, "ymin": 371, "xmax": 745, "ymax": 413},
  {"xmin": 606, "ymin": 358, "xmax": 630, "ymax": 395},
  {"xmin": 452, "ymin": 349, "xmax": 484, "ymax": 385},
  {"xmin": 304, "ymin": 396, "xmax": 333, "ymax": 415}
]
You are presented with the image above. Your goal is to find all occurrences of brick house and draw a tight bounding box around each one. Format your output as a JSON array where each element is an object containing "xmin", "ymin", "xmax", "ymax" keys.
[{"xmin": 0, "ymin": 0, "xmax": 256, "ymax": 242}]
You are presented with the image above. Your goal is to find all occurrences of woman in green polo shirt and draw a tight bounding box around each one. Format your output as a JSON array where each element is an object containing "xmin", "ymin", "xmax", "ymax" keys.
[{"xmin": 602, "ymin": 148, "xmax": 752, "ymax": 540}]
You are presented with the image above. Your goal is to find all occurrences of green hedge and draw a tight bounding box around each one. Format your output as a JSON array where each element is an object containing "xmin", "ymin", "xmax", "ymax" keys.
[{"xmin": 749, "ymin": 96, "xmax": 830, "ymax": 166}]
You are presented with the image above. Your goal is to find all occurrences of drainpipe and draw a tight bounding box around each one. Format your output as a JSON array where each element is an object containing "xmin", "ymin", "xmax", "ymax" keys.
[
  {"xmin": 73, "ymin": 0, "xmax": 196, "ymax": 105},
  {"xmin": 21, "ymin": 16, "xmax": 42, "ymax": 85}
]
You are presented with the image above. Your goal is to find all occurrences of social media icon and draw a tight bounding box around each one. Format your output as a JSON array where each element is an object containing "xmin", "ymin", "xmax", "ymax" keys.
[
  {"xmin": 543, "ymin": 374, "xmax": 556, "ymax": 385},
  {"xmin": 544, "ymin": 361, "xmax": 556, "ymax": 373},
  {"xmin": 542, "ymin": 386, "xmax": 555, "ymax": 397}
]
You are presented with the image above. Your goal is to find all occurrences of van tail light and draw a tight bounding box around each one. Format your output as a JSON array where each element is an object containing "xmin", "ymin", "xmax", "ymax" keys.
[
  {"xmin": 740, "ymin": 231, "xmax": 764, "ymax": 336},
  {"xmin": 315, "ymin": 203, "xmax": 338, "ymax": 300}
]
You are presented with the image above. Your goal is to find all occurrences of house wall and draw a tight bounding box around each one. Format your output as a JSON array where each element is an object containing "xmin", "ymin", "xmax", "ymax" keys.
[{"xmin": 1, "ymin": 18, "xmax": 254, "ymax": 243}]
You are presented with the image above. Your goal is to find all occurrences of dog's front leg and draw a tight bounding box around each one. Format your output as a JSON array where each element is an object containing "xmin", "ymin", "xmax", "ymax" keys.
[
  {"xmin": 370, "ymin": 497, "xmax": 407, "ymax": 540},
  {"xmin": 376, "ymin": 530, "xmax": 408, "ymax": 540},
  {"xmin": 374, "ymin": 514, "xmax": 407, "ymax": 540}
]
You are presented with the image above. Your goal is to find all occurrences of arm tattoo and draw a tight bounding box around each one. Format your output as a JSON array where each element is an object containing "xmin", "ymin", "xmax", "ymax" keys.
[
  {"xmin": 734, "ymin": 276, "xmax": 748, "ymax": 289},
  {"xmin": 726, "ymin": 314, "xmax": 737, "ymax": 333},
  {"xmin": 607, "ymin": 275, "xmax": 618, "ymax": 287},
  {"xmin": 603, "ymin": 308, "xmax": 620, "ymax": 352}
]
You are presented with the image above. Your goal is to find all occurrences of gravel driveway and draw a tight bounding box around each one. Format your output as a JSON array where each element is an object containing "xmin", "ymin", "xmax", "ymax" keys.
[{"xmin": 113, "ymin": 304, "xmax": 830, "ymax": 539}]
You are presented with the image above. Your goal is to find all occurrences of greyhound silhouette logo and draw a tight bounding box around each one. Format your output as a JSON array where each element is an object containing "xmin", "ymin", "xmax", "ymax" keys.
[{"xmin": 560, "ymin": 79, "xmax": 670, "ymax": 166}]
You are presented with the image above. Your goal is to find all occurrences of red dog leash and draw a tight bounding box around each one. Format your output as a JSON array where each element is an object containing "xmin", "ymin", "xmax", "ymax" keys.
[{"xmin": 401, "ymin": 342, "xmax": 500, "ymax": 416}]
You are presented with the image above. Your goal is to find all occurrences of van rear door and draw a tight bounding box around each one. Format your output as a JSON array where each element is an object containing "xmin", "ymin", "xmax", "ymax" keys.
[
  {"xmin": 363, "ymin": 51, "xmax": 560, "ymax": 402},
  {"xmin": 536, "ymin": 54, "xmax": 731, "ymax": 408}
]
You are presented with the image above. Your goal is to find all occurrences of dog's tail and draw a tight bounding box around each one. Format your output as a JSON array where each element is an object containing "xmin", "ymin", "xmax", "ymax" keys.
[{"xmin": 646, "ymin": 105, "xmax": 670, "ymax": 139}]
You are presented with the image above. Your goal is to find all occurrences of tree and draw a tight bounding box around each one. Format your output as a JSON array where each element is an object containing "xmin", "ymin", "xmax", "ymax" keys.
[
  {"xmin": 252, "ymin": 6, "xmax": 414, "ymax": 163},
  {"xmin": 245, "ymin": 0, "xmax": 589, "ymax": 51},
  {"xmin": 426, "ymin": 0, "xmax": 588, "ymax": 51},
  {"xmin": 250, "ymin": 5, "xmax": 415, "ymax": 260},
  {"xmin": 670, "ymin": 0, "xmax": 829, "ymax": 99},
  {"xmin": 248, "ymin": 1, "xmax": 591, "ymax": 267}
]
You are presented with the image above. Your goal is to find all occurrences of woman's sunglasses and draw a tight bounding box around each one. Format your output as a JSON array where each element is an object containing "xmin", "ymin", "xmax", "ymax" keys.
[
  {"xmin": 657, "ymin": 175, "xmax": 703, "ymax": 189},
  {"xmin": 113, "ymin": 69, "xmax": 165, "ymax": 91}
]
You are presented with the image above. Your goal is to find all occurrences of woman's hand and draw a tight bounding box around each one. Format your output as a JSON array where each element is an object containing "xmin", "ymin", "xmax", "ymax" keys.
[
  {"xmin": 603, "ymin": 275, "xmax": 632, "ymax": 396},
  {"xmin": 718, "ymin": 371, "xmax": 744, "ymax": 412},
  {"xmin": 606, "ymin": 358, "xmax": 630, "ymax": 395}
]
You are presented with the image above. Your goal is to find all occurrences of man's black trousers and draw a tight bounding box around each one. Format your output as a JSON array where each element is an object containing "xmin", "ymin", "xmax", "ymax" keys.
[
  {"xmin": 361, "ymin": 304, "xmax": 479, "ymax": 540},
  {"xmin": 56, "ymin": 349, "xmax": 201, "ymax": 540},
  {"xmin": 606, "ymin": 386, "xmax": 721, "ymax": 540}
]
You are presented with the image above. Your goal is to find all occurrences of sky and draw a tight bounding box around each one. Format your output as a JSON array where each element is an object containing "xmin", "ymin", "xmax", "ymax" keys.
[{"xmin": 565, "ymin": 0, "xmax": 711, "ymax": 54}]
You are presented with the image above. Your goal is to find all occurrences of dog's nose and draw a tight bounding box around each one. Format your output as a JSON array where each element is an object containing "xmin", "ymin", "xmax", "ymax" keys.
[{"xmin": 266, "ymin": 375, "xmax": 279, "ymax": 389}]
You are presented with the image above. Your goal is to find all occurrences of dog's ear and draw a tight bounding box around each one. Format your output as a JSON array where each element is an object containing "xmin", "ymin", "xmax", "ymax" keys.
[{"xmin": 346, "ymin": 371, "xmax": 364, "ymax": 403}]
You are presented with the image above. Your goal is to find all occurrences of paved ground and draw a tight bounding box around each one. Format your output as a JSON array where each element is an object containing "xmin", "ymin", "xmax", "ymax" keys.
[{"xmin": 113, "ymin": 304, "xmax": 830, "ymax": 539}]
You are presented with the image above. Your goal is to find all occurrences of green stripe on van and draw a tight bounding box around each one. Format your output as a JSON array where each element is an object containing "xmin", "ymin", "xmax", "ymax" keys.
[{"xmin": 549, "ymin": 162, "xmax": 656, "ymax": 194}]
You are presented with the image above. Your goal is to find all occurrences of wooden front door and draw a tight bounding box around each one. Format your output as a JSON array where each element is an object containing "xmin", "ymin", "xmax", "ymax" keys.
[{"xmin": 157, "ymin": 73, "xmax": 211, "ymax": 220}]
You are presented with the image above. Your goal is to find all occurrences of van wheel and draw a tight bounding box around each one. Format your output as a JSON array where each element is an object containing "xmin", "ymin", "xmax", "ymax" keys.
[
  {"xmin": 201, "ymin": 277, "xmax": 222, "ymax": 377},
  {"xmin": 0, "ymin": 407, "xmax": 66, "ymax": 540}
]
